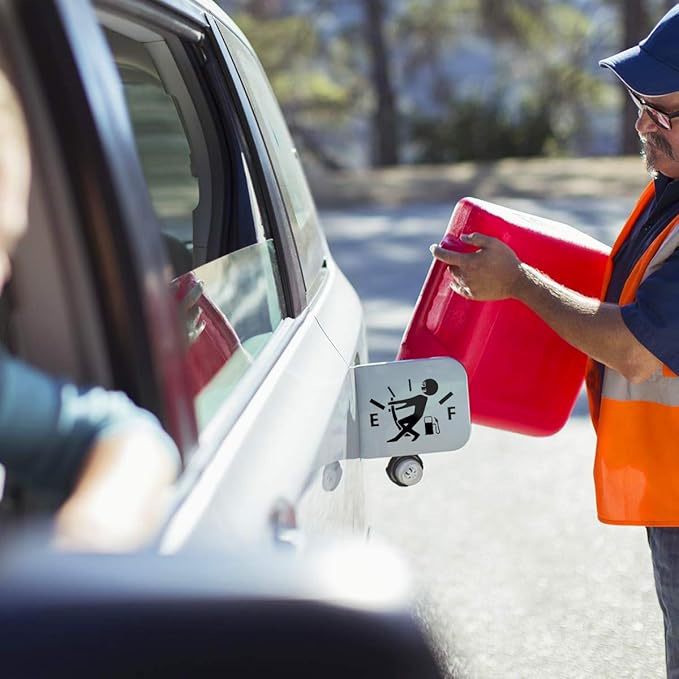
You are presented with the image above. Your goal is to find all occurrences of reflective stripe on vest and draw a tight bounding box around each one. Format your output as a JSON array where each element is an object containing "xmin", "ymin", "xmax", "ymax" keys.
[{"xmin": 585, "ymin": 182, "xmax": 679, "ymax": 526}]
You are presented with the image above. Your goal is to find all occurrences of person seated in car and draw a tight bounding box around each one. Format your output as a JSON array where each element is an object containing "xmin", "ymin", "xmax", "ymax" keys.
[{"xmin": 0, "ymin": 68, "xmax": 180, "ymax": 552}]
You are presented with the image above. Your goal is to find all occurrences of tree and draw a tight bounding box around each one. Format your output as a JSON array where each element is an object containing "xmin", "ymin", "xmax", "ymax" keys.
[
  {"xmin": 222, "ymin": 0, "xmax": 665, "ymax": 165},
  {"xmin": 362, "ymin": 0, "xmax": 400, "ymax": 166},
  {"xmin": 401, "ymin": 0, "xmax": 606, "ymax": 160},
  {"xmin": 479, "ymin": 0, "xmax": 546, "ymax": 40},
  {"xmin": 396, "ymin": 0, "xmax": 472, "ymax": 109},
  {"xmin": 621, "ymin": 0, "xmax": 651, "ymax": 153},
  {"xmin": 228, "ymin": 2, "xmax": 361, "ymax": 169}
]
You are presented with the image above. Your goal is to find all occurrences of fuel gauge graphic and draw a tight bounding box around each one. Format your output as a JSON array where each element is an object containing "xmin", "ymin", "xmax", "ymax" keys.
[{"xmin": 368, "ymin": 377, "xmax": 456, "ymax": 446}]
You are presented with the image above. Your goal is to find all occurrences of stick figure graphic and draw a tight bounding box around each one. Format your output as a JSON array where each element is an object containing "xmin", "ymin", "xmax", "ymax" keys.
[{"xmin": 387, "ymin": 379, "xmax": 438, "ymax": 443}]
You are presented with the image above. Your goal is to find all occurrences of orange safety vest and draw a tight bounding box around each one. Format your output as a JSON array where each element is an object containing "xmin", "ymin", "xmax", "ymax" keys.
[{"xmin": 586, "ymin": 182, "xmax": 679, "ymax": 526}]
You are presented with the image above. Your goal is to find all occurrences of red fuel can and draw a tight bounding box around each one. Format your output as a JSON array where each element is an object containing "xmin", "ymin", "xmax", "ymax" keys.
[
  {"xmin": 397, "ymin": 197, "xmax": 611, "ymax": 436},
  {"xmin": 172, "ymin": 271, "xmax": 242, "ymax": 399}
]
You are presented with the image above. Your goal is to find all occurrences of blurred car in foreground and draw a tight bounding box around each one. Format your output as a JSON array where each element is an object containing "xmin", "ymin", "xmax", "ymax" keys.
[{"xmin": 0, "ymin": 537, "xmax": 442, "ymax": 678}]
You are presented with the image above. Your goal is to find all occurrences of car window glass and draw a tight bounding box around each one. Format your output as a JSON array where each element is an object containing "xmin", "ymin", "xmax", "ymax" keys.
[
  {"xmin": 217, "ymin": 25, "xmax": 326, "ymax": 297},
  {"xmin": 189, "ymin": 240, "xmax": 283, "ymax": 427},
  {"xmin": 122, "ymin": 68, "xmax": 198, "ymax": 251},
  {"xmin": 100, "ymin": 19, "xmax": 287, "ymax": 434}
]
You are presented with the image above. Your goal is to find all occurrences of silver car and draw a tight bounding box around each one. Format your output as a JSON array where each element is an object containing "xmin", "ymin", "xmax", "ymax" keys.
[
  {"xmin": 0, "ymin": 0, "xmax": 470, "ymax": 671},
  {"xmin": 3, "ymin": 0, "xmax": 371, "ymax": 549}
]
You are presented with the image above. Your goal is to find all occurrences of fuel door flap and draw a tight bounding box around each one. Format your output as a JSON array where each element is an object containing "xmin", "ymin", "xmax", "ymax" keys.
[{"xmin": 353, "ymin": 358, "xmax": 470, "ymax": 459}]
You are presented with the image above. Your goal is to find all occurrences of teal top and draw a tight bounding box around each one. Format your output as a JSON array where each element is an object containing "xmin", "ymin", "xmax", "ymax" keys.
[{"xmin": 0, "ymin": 350, "xmax": 180, "ymax": 499}]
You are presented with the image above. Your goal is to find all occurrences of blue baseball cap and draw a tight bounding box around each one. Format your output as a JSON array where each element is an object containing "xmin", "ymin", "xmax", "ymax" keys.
[{"xmin": 600, "ymin": 5, "xmax": 679, "ymax": 96}]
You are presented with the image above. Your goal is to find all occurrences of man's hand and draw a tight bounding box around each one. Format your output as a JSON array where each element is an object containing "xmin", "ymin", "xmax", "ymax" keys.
[
  {"xmin": 430, "ymin": 233, "xmax": 523, "ymax": 301},
  {"xmin": 430, "ymin": 232, "xmax": 662, "ymax": 383}
]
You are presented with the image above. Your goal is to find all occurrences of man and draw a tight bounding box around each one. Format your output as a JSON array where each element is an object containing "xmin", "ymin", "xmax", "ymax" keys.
[
  {"xmin": 0, "ymin": 67, "xmax": 180, "ymax": 552},
  {"xmin": 432, "ymin": 6, "xmax": 679, "ymax": 677}
]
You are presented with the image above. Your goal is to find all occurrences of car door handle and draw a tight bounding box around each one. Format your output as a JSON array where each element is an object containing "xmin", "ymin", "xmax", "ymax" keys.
[{"xmin": 270, "ymin": 500, "xmax": 303, "ymax": 550}]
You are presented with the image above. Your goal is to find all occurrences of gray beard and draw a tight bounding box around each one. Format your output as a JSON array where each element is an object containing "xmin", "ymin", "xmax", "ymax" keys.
[
  {"xmin": 642, "ymin": 147, "xmax": 659, "ymax": 177},
  {"xmin": 641, "ymin": 133, "xmax": 676, "ymax": 176}
]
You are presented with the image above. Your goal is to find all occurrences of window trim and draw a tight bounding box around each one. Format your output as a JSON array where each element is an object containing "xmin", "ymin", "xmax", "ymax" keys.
[
  {"xmin": 103, "ymin": 6, "xmax": 299, "ymax": 312},
  {"xmin": 215, "ymin": 26, "xmax": 327, "ymax": 299},
  {"xmin": 206, "ymin": 14, "xmax": 306, "ymax": 318},
  {"xmin": 95, "ymin": 0, "xmax": 207, "ymax": 39},
  {"xmin": 174, "ymin": 35, "xmax": 257, "ymax": 263}
]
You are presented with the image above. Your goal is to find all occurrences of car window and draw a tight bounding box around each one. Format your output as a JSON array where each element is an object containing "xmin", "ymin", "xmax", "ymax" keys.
[
  {"xmin": 216, "ymin": 24, "xmax": 326, "ymax": 298},
  {"xmin": 120, "ymin": 64, "xmax": 198, "ymax": 261},
  {"xmin": 100, "ymin": 17, "xmax": 287, "ymax": 432}
]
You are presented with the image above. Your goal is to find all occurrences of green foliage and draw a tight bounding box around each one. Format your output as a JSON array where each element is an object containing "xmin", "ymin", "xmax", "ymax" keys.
[
  {"xmin": 227, "ymin": 0, "xmax": 626, "ymax": 165},
  {"xmin": 405, "ymin": 1, "xmax": 611, "ymax": 162},
  {"xmin": 234, "ymin": 13, "xmax": 360, "ymax": 127},
  {"xmin": 478, "ymin": 0, "xmax": 547, "ymax": 44},
  {"xmin": 409, "ymin": 94, "xmax": 555, "ymax": 163},
  {"xmin": 396, "ymin": 0, "xmax": 475, "ymax": 84}
]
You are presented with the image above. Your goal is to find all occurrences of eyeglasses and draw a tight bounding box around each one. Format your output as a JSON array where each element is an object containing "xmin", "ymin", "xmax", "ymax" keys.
[{"xmin": 628, "ymin": 89, "xmax": 679, "ymax": 130}]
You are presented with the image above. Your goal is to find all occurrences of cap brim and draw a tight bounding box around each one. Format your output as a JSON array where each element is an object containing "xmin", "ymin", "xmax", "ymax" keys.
[{"xmin": 599, "ymin": 45, "xmax": 679, "ymax": 96}]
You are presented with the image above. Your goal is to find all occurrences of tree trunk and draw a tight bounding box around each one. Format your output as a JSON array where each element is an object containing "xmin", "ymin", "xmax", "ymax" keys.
[
  {"xmin": 363, "ymin": 0, "xmax": 400, "ymax": 166},
  {"xmin": 620, "ymin": 0, "xmax": 650, "ymax": 154}
]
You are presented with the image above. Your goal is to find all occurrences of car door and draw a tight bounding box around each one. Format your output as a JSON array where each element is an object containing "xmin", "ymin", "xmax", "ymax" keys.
[
  {"xmin": 138, "ymin": 2, "xmax": 369, "ymax": 549},
  {"xmin": 3, "ymin": 0, "xmax": 368, "ymax": 547}
]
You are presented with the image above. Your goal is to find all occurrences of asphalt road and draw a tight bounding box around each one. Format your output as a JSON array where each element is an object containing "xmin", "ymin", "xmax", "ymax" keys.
[{"xmin": 320, "ymin": 194, "xmax": 666, "ymax": 679}]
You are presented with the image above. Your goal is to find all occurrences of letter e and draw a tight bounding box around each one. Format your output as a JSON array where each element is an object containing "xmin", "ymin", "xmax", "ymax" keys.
[{"xmin": 370, "ymin": 413, "xmax": 379, "ymax": 427}]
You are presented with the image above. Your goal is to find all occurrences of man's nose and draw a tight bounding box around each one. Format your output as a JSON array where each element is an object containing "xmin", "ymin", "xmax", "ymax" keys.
[{"xmin": 635, "ymin": 108, "xmax": 661, "ymax": 135}]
